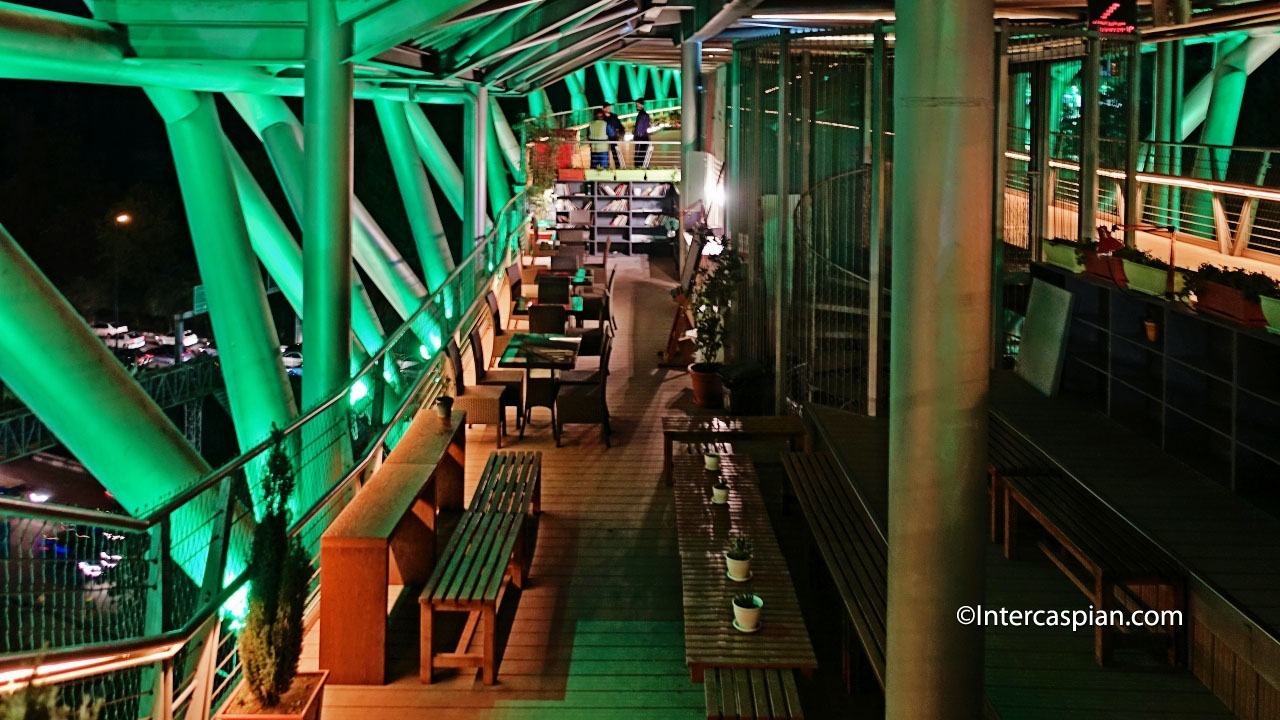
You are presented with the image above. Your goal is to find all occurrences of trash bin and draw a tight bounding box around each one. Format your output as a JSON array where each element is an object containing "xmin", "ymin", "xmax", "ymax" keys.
[{"xmin": 717, "ymin": 361, "xmax": 767, "ymax": 416}]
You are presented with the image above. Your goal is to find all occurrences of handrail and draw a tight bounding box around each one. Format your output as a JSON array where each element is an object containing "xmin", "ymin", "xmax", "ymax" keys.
[
  {"xmin": 0, "ymin": 191, "xmax": 531, "ymax": 691},
  {"xmin": 0, "ymin": 191, "xmax": 530, "ymax": 534}
]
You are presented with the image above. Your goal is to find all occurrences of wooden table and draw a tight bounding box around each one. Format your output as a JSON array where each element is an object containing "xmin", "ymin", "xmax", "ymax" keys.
[
  {"xmin": 496, "ymin": 333, "xmax": 581, "ymax": 371},
  {"xmin": 662, "ymin": 415, "xmax": 810, "ymax": 484},
  {"xmin": 672, "ymin": 454, "xmax": 817, "ymax": 683},
  {"xmin": 536, "ymin": 267, "xmax": 593, "ymax": 286},
  {"xmin": 512, "ymin": 295, "xmax": 586, "ymax": 318},
  {"xmin": 319, "ymin": 411, "xmax": 465, "ymax": 684}
]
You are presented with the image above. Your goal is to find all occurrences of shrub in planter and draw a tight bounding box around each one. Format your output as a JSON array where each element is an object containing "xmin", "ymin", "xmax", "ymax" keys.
[
  {"xmin": 1113, "ymin": 247, "xmax": 1176, "ymax": 297},
  {"xmin": 732, "ymin": 592, "xmax": 763, "ymax": 632},
  {"xmin": 724, "ymin": 535, "xmax": 753, "ymax": 581},
  {"xmin": 689, "ymin": 237, "xmax": 744, "ymax": 408},
  {"xmin": 1185, "ymin": 264, "xmax": 1275, "ymax": 328},
  {"xmin": 219, "ymin": 434, "xmax": 327, "ymax": 720}
]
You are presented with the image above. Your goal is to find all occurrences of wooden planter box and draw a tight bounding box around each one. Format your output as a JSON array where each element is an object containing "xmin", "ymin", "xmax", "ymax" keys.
[
  {"xmin": 217, "ymin": 671, "xmax": 328, "ymax": 720},
  {"xmin": 1083, "ymin": 252, "xmax": 1126, "ymax": 284},
  {"xmin": 1121, "ymin": 260, "xmax": 1172, "ymax": 297},
  {"xmin": 1195, "ymin": 281, "xmax": 1266, "ymax": 328},
  {"xmin": 1044, "ymin": 242, "xmax": 1084, "ymax": 273}
]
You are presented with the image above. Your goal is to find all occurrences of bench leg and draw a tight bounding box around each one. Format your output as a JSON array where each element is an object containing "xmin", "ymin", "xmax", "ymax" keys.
[
  {"xmin": 1095, "ymin": 575, "xmax": 1113, "ymax": 666},
  {"xmin": 989, "ymin": 471, "xmax": 1003, "ymax": 544},
  {"xmin": 1002, "ymin": 486, "xmax": 1018, "ymax": 560},
  {"xmin": 663, "ymin": 437, "xmax": 673, "ymax": 486},
  {"xmin": 482, "ymin": 605, "xmax": 497, "ymax": 685},
  {"xmin": 511, "ymin": 533, "xmax": 526, "ymax": 589},
  {"xmin": 419, "ymin": 604, "xmax": 434, "ymax": 684}
]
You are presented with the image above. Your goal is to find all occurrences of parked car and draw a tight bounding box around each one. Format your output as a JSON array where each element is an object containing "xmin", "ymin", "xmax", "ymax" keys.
[
  {"xmin": 106, "ymin": 332, "xmax": 146, "ymax": 350},
  {"xmin": 149, "ymin": 349, "xmax": 194, "ymax": 367},
  {"xmin": 151, "ymin": 330, "xmax": 199, "ymax": 347},
  {"xmin": 90, "ymin": 322, "xmax": 128, "ymax": 338}
]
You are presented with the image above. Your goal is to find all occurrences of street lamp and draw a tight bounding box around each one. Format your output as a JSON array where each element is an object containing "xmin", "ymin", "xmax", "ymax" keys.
[{"xmin": 112, "ymin": 212, "xmax": 131, "ymax": 324}]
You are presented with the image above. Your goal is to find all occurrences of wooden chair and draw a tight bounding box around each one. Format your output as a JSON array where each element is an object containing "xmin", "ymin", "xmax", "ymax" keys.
[
  {"xmin": 537, "ymin": 275, "xmax": 571, "ymax": 304},
  {"xmin": 468, "ymin": 326, "xmax": 523, "ymax": 431},
  {"xmin": 561, "ymin": 331, "xmax": 611, "ymax": 385},
  {"xmin": 505, "ymin": 263, "xmax": 526, "ymax": 329},
  {"xmin": 446, "ymin": 338, "xmax": 515, "ymax": 447},
  {"xmin": 555, "ymin": 356, "xmax": 611, "ymax": 447},
  {"xmin": 486, "ymin": 290, "xmax": 504, "ymax": 336},
  {"xmin": 550, "ymin": 253, "xmax": 581, "ymax": 271},
  {"xmin": 529, "ymin": 304, "xmax": 568, "ymax": 334}
]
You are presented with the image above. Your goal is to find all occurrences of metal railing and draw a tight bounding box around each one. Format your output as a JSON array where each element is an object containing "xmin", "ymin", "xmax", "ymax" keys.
[
  {"xmin": 521, "ymin": 98, "xmax": 681, "ymax": 134},
  {"xmin": 0, "ymin": 192, "xmax": 530, "ymax": 719},
  {"xmin": 541, "ymin": 139, "xmax": 682, "ymax": 172}
]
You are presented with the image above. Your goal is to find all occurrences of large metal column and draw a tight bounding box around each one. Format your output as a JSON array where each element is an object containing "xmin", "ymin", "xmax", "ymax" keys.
[
  {"xmin": 1078, "ymin": 35, "xmax": 1101, "ymax": 242},
  {"xmin": 1124, "ymin": 40, "xmax": 1143, "ymax": 247},
  {"xmin": 146, "ymin": 89, "xmax": 297, "ymax": 486},
  {"xmin": 565, "ymin": 69, "xmax": 589, "ymax": 110},
  {"xmin": 373, "ymin": 98, "xmax": 454, "ymax": 290},
  {"xmin": 772, "ymin": 31, "xmax": 789, "ymax": 414},
  {"xmin": 884, "ymin": 1, "xmax": 993, "ymax": 717},
  {"xmin": 491, "ymin": 96, "xmax": 526, "ymax": 184},
  {"xmin": 465, "ymin": 86, "xmax": 490, "ymax": 244},
  {"xmin": 404, "ymin": 103, "xmax": 466, "ymax": 220},
  {"xmin": 681, "ymin": 39, "xmax": 703, "ymax": 157},
  {"xmin": 867, "ymin": 23, "xmax": 887, "ymax": 416},
  {"xmin": 726, "ymin": 48, "xmax": 741, "ymax": 238},
  {"xmin": 1029, "ymin": 63, "xmax": 1051, "ymax": 255},
  {"xmin": 594, "ymin": 61, "xmax": 619, "ymax": 104},
  {"xmin": 528, "ymin": 87, "xmax": 552, "ymax": 117},
  {"xmin": 486, "ymin": 104, "xmax": 514, "ymax": 217},
  {"xmin": 992, "ymin": 22, "xmax": 1009, "ymax": 367}
]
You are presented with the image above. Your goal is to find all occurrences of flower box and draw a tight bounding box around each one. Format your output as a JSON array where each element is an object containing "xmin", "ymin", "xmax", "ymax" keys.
[
  {"xmin": 1195, "ymin": 281, "xmax": 1266, "ymax": 327},
  {"xmin": 1120, "ymin": 260, "xmax": 1172, "ymax": 297},
  {"xmin": 1044, "ymin": 241, "xmax": 1084, "ymax": 273},
  {"xmin": 1083, "ymin": 253, "xmax": 1126, "ymax": 284}
]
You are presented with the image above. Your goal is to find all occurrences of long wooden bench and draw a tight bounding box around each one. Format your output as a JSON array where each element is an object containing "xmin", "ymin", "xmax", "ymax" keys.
[
  {"xmin": 781, "ymin": 451, "xmax": 887, "ymax": 689},
  {"xmin": 319, "ymin": 411, "xmax": 466, "ymax": 684},
  {"xmin": 705, "ymin": 667, "xmax": 804, "ymax": 719},
  {"xmin": 419, "ymin": 451, "xmax": 540, "ymax": 685},
  {"xmin": 663, "ymin": 415, "xmax": 810, "ymax": 485},
  {"xmin": 1002, "ymin": 473, "xmax": 1186, "ymax": 665}
]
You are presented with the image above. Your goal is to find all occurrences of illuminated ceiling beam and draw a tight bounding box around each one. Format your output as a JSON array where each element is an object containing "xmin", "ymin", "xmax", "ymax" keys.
[
  {"xmin": 481, "ymin": 0, "xmax": 633, "ymax": 81},
  {"xmin": 446, "ymin": 0, "xmax": 621, "ymax": 77},
  {"xmin": 500, "ymin": 13, "xmax": 639, "ymax": 86},
  {"xmin": 347, "ymin": 0, "xmax": 491, "ymax": 64}
]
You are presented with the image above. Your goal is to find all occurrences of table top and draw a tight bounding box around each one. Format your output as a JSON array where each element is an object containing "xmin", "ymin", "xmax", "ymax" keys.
[
  {"xmin": 536, "ymin": 267, "xmax": 593, "ymax": 285},
  {"xmin": 672, "ymin": 454, "xmax": 817, "ymax": 675},
  {"xmin": 662, "ymin": 415, "xmax": 808, "ymax": 439},
  {"xmin": 513, "ymin": 296, "xmax": 586, "ymax": 316},
  {"xmin": 497, "ymin": 333, "xmax": 581, "ymax": 370}
]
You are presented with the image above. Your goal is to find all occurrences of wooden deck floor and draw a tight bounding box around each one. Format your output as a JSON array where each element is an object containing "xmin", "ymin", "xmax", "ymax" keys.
[{"xmin": 302, "ymin": 255, "xmax": 708, "ymax": 719}]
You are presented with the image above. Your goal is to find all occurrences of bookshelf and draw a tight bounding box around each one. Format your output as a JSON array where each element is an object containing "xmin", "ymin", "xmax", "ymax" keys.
[
  {"xmin": 1034, "ymin": 262, "xmax": 1280, "ymax": 517},
  {"xmin": 552, "ymin": 175, "xmax": 678, "ymax": 255}
]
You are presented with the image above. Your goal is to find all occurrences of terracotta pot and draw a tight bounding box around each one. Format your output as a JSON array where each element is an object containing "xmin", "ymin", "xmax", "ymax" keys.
[
  {"xmin": 1195, "ymin": 281, "xmax": 1266, "ymax": 327},
  {"xmin": 1143, "ymin": 320, "xmax": 1160, "ymax": 343},
  {"xmin": 217, "ymin": 671, "xmax": 328, "ymax": 720},
  {"xmin": 688, "ymin": 363, "xmax": 724, "ymax": 409},
  {"xmin": 1083, "ymin": 252, "xmax": 1127, "ymax": 285}
]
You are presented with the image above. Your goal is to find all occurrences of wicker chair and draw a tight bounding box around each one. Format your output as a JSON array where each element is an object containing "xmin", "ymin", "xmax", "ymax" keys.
[
  {"xmin": 505, "ymin": 263, "xmax": 527, "ymax": 329},
  {"xmin": 445, "ymin": 338, "xmax": 515, "ymax": 447},
  {"xmin": 555, "ymin": 355, "xmax": 611, "ymax": 448},
  {"xmin": 550, "ymin": 253, "xmax": 581, "ymax": 271},
  {"xmin": 468, "ymin": 326, "xmax": 523, "ymax": 432}
]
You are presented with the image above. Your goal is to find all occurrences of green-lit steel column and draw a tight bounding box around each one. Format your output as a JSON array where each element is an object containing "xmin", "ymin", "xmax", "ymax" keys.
[
  {"xmin": 487, "ymin": 105, "xmax": 514, "ymax": 221},
  {"xmin": 491, "ymin": 96, "xmax": 527, "ymax": 185},
  {"xmin": 404, "ymin": 102, "xmax": 466, "ymax": 220},
  {"xmin": 651, "ymin": 66, "xmax": 668, "ymax": 101},
  {"xmin": 1079, "ymin": 35, "xmax": 1101, "ymax": 243},
  {"xmin": 771, "ymin": 31, "xmax": 788, "ymax": 414},
  {"xmin": 565, "ymin": 69, "xmax": 589, "ymax": 110},
  {"xmin": 0, "ymin": 222, "xmax": 217, "ymax": 580},
  {"xmin": 595, "ymin": 61, "xmax": 619, "ymax": 103},
  {"xmin": 884, "ymin": 0, "xmax": 992, "ymax": 717},
  {"xmin": 1178, "ymin": 35, "xmax": 1280, "ymax": 141},
  {"xmin": 146, "ymin": 88, "xmax": 297, "ymax": 480},
  {"xmin": 529, "ymin": 88, "xmax": 552, "ymax": 117},
  {"xmin": 374, "ymin": 98, "xmax": 454, "ymax": 290},
  {"xmin": 625, "ymin": 63, "xmax": 648, "ymax": 100},
  {"xmin": 465, "ymin": 85, "xmax": 490, "ymax": 244}
]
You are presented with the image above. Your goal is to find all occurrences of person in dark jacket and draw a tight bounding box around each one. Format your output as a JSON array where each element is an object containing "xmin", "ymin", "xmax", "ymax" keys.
[
  {"xmin": 602, "ymin": 103, "xmax": 626, "ymax": 168},
  {"xmin": 632, "ymin": 100, "xmax": 652, "ymax": 168}
]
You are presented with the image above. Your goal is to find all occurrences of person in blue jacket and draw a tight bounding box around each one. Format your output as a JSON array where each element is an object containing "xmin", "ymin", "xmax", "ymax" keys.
[
  {"xmin": 632, "ymin": 100, "xmax": 652, "ymax": 168},
  {"xmin": 602, "ymin": 103, "xmax": 626, "ymax": 168}
]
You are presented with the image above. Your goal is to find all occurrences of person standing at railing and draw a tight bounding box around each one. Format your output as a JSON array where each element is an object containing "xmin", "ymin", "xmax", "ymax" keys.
[
  {"xmin": 588, "ymin": 109, "xmax": 609, "ymax": 169},
  {"xmin": 633, "ymin": 100, "xmax": 652, "ymax": 169},
  {"xmin": 603, "ymin": 103, "xmax": 626, "ymax": 168}
]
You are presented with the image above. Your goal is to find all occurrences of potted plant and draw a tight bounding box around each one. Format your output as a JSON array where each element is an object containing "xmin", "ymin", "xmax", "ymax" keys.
[
  {"xmin": 434, "ymin": 395, "xmax": 454, "ymax": 420},
  {"xmin": 1185, "ymin": 264, "xmax": 1275, "ymax": 328},
  {"xmin": 0, "ymin": 678, "xmax": 101, "ymax": 719},
  {"xmin": 218, "ymin": 435, "xmax": 327, "ymax": 720},
  {"xmin": 689, "ymin": 237, "xmax": 744, "ymax": 408},
  {"xmin": 725, "ymin": 535, "xmax": 753, "ymax": 582},
  {"xmin": 704, "ymin": 451, "xmax": 720, "ymax": 472},
  {"xmin": 711, "ymin": 477, "xmax": 729, "ymax": 505},
  {"xmin": 1043, "ymin": 237, "xmax": 1085, "ymax": 273},
  {"xmin": 732, "ymin": 592, "xmax": 763, "ymax": 632},
  {"xmin": 1114, "ymin": 247, "xmax": 1178, "ymax": 297}
]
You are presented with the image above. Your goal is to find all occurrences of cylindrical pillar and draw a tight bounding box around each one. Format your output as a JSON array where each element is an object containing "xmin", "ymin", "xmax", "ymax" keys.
[
  {"xmin": 681, "ymin": 39, "xmax": 703, "ymax": 157},
  {"xmin": 884, "ymin": 1, "xmax": 993, "ymax": 718},
  {"xmin": 373, "ymin": 98, "xmax": 454, "ymax": 290},
  {"xmin": 1078, "ymin": 36, "xmax": 1101, "ymax": 243},
  {"xmin": 465, "ymin": 85, "xmax": 490, "ymax": 244},
  {"xmin": 491, "ymin": 96, "xmax": 527, "ymax": 184},
  {"xmin": 772, "ymin": 31, "xmax": 789, "ymax": 414}
]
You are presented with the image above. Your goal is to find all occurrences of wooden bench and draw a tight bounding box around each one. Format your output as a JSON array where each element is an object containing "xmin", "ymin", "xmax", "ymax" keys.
[
  {"xmin": 663, "ymin": 415, "xmax": 810, "ymax": 485},
  {"xmin": 419, "ymin": 451, "xmax": 541, "ymax": 685},
  {"xmin": 1002, "ymin": 473, "xmax": 1186, "ymax": 665},
  {"xmin": 319, "ymin": 411, "xmax": 466, "ymax": 684},
  {"xmin": 705, "ymin": 667, "xmax": 804, "ymax": 719},
  {"xmin": 781, "ymin": 451, "xmax": 887, "ymax": 689}
]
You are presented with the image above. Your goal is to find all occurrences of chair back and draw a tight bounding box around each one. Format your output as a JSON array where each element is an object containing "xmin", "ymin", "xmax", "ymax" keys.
[
  {"xmin": 445, "ymin": 339, "xmax": 466, "ymax": 396},
  {"xmin": 538, "ymin": 275, "xmax": 571, "ymax": 304},
  {"xmin": 505, "ymin": 263, "xmax": 522, "ymax": 296},
  {"xmin": 467, "ymin": 326, "xmax": 490, "ymax": 380},
  {"xmin": 529, "ymin": 304, "xmax": 567, "ymax": 334},
  {"xmin": 550, "ymin": 253, "xmax": 581, "ymax": 271},
  {"xmin": 486, "ymin": 290, "xmax": 503, "ymax": 334}
]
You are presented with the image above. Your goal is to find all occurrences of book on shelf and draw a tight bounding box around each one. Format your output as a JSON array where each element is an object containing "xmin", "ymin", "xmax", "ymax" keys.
[
  {"xmin": 610, "ymin": 214, "xmax": 628, "ymax": 227},
  {"xmin": 602, "ymin": 199, "xmax": 628, "ymax": 212},
  {"xmin": 600, "ymin": 183, "xmax": 627, "ymax": 197}
]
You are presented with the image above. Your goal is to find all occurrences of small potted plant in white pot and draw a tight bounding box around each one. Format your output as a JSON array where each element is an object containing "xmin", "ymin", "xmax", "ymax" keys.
[
  {"xmin": 732, "ymin": 592, "xmax": 763, "ymax": 632},
  {"xmin": 711, "ymin": 477, "xmax": 729, "ymax": 505},
  {"xmin": 218, "ymin": 434, "xmax": 327, "ymax": 720},
  {"xmin": 704, "ymin": 451, "xmax": 720, "ymax": 472},
  {"xmin": 725, "ymin": 535, "xmax": 753, "ymax": 581}
]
